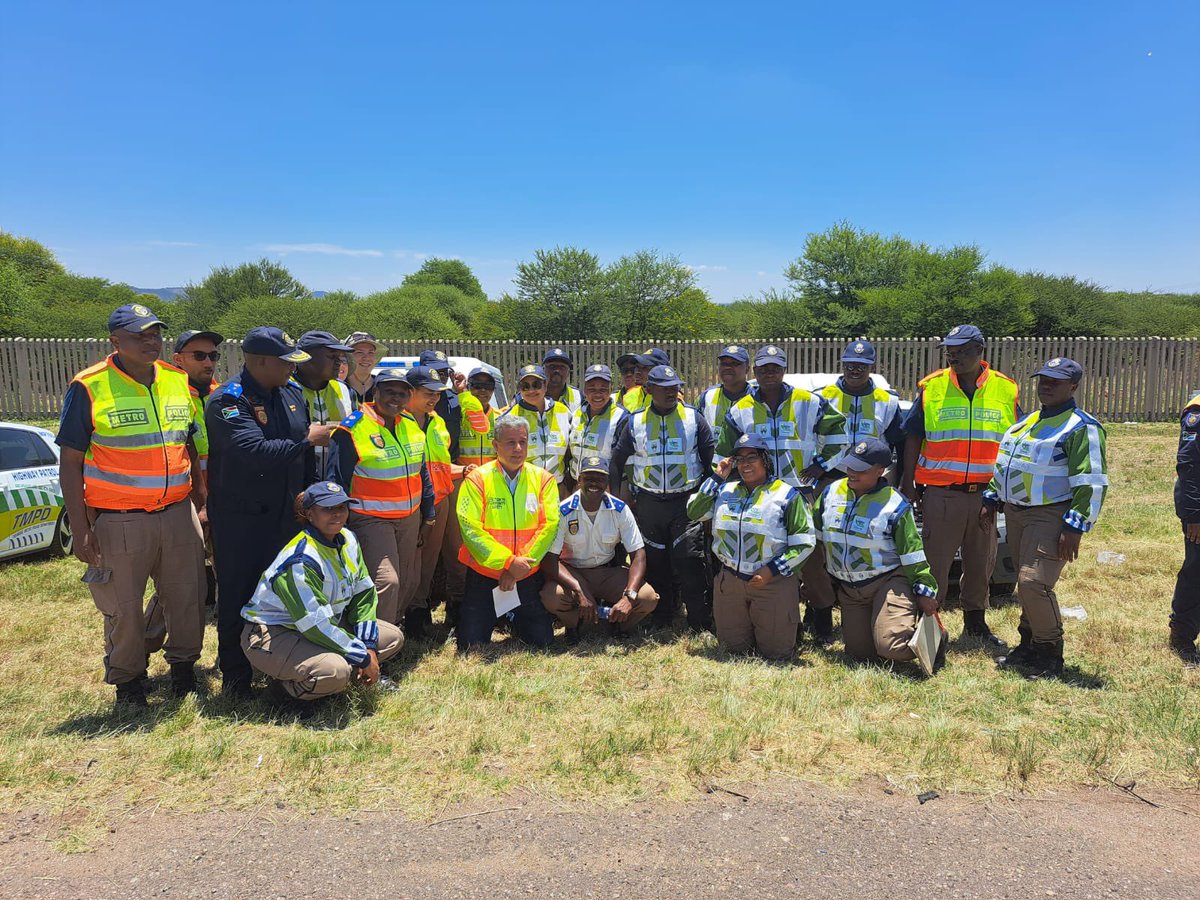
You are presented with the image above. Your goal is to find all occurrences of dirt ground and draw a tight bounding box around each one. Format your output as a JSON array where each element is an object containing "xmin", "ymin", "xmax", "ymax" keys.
[{"xmin": 2, "ymin": 780, "xmax": 1197, "ymax": 898}]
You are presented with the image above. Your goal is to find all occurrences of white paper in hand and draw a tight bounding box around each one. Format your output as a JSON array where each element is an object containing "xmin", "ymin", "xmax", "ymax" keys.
[
  {"xmin": 493, "ymin": 585, "xmax": 521, "ymax": 618},
  {"xmin": 907, "ymin": 613, "xmax": 947, "ymax": 676}
]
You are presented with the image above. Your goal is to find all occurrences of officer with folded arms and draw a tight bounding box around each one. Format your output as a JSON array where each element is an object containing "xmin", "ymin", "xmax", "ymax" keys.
[
  {"xmin": 293, "ymin": 331, "xmax": 356, "ymax": 480},
  {"xmin": 206, "ymin": 327, "xmax": 327, "ymax": 697},
  {"xmin": 57, "ymin": 304, "xmax": 208, "ymax": 706},
  {"xmin": 983, "ymin": 357, "xmax": 1108, "ymax": 678},
  {"xmin": 815, "ymin": 438, "xmax": 940, "ymax": 667},
  {"xmin": 610, "ymin": 364, "xmax": 716, "ymax": 631}
]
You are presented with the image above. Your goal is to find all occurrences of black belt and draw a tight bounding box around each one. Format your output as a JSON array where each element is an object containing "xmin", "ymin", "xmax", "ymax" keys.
[
  {"xmin": 97, "ymin": 499, "xmax": 184, "ymax": 516},
  {"xmin": 928, "ymin": 483, "xmax": 985, "ymax": 494},
  {"xmin": 632, "ymin": 489, "xmax": 692, "ymax": 502}
]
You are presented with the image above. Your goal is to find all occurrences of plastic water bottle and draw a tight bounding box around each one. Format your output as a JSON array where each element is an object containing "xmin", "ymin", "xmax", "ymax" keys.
[
  {"xmin": 1096, "ymin": 551, "xmax": 1126, "ymax": 565},
  {"xmin": 596, "ymin": 605, "xmax": 612, "ymax": 621}
]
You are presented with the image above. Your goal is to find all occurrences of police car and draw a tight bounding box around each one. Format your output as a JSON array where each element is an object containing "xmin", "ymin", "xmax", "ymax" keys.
[
  {"xmin": 373, "ymin": 355, "xmax": 509, "ymax": 408},
  {"xmin": 0, "ymin": 422, "xmax": 71, "ymax": 561},
  {"xmin": 787, "ymin": 372, "xmax": 1017, "ymax": 590}
]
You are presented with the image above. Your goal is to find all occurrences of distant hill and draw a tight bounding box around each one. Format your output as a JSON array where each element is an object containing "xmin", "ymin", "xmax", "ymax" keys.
[{"xmin": 128, "ymin": 287, "xmax": 328, "ymax": 300}]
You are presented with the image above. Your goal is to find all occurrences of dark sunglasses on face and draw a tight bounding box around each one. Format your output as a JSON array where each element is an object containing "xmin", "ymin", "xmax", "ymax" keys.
[
  {"xmin": 186, "ymin": 350, "xmax": 220, "ymax": 362},
  {"xmin": 469, "ymin": 381, "xmax": 495, "ymax": 390},
  {"xmin": 519, "ymin": 382, "xmax": 545, "ymax": 391},
  {"xmin": 620, "ymin": 367, "xmax": 637, "ymax": 376}
]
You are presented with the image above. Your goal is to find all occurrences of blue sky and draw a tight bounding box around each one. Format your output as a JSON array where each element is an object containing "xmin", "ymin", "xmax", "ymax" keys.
[{"xmin": 3, "ymin": 1, "xmax": 1197, "ymax": 300}]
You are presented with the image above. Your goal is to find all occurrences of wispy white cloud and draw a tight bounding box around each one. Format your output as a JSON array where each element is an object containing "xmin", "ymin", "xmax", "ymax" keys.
[
  {"xmin": 265, "ymin": 243, "xmax": 384, "ymax": 258},
  {"xmin": 685, "ymin": 263, "xmax": 728, "ymax": 272},
  {"xmin": 146, "ymin": 240, "xmax": 200, "ymax": 247},
  {"xmin": 756, "ymin": 270, "xmax": 767, "ymax": 277}
]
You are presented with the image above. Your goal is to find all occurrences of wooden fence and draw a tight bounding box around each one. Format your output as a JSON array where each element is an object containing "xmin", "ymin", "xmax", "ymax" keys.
[{"xmin": 2, "ymin": 337, "xmax": 1198, "ymax": 422}]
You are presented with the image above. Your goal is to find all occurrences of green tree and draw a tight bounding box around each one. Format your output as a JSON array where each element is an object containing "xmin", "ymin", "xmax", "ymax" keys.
[
  {"xmin": 512, "ymin": 246, "xmax": 605, "ymax": 340},
  {"xmin": 603, "ymin": 251, "xmax": 700, "ymax": 340},
  {"xmin": 212, "ymin": 295, "xmax": 348, "ymax": 341},
  {"xmin": 1022, "ymin": 273, "xmax": 1126, "ymax": 336},
  {"xmin": 402, "ymin": 258, "xmax": 485, "ymax": 300},
  {"xmin": 0, "ymin": 264, "xmax": 34, "ymax": 337},
  {"xmin": 178, "ymin": 258, "xmax": 309, "ymax": 328},
  {"xmin": 0, "ymin": 232, "xmax": 65, "ymax": 283}
]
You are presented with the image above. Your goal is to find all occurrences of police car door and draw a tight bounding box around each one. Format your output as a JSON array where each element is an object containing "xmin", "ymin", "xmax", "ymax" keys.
[{"xmin": 0, "ymin": 426, "xmax": 64, "ymax": 560}]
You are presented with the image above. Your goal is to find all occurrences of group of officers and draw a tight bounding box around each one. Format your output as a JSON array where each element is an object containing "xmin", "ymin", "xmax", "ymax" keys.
[{"xmin": 59, "ymin": 301, "xmax": 1195, "ymax": 709}]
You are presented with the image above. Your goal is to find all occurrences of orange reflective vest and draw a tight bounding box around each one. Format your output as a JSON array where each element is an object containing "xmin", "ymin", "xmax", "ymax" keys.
[
  {"xmin": 420, "ymin": 412, "xmax": 456, "ymax": 503},
  {"xmin": 75, "ymin": 355, "xmax": 196, "ymax": 511},
  {"xmin": 915, "ymin": 363, "xmax": 1019, "ymax": 486},
  {"xmin": 456, "ymin": 461, "xmax": 560, "ymax": 578},
  {"xmin": 335, "ymin": 405, "xmax": 427, "ymax": 519}
]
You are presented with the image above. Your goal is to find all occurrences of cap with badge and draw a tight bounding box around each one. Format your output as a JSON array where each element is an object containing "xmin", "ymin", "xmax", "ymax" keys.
[
  {"xmin": 718, "ymin": 344, "xmax": 750, "ymax": 363},
  {"xmin": 646, "ymin": 364, "xmax": 684, "ymax": 388},
  {"xmin": 635, "ymin": 348, "xmax": 671, "ymax": 368},
  {"xmin": 108, "ymin": 303, "xmax": 165, "ymax": 334},
  {"xmin": 173, "ymin": 329, "xmax": 224, "ymax": 354},
  {"xmin": 466, "ymin": 366, "xmax": 495, "ymax": 384},
  {"xmin": 841, "ymin": 437, "xmax": 893, "ymax": 471},
  {"xmin": 615, "ymin": 352, "xmax": 640, "ymax": 369},
  {"xmin": 374, "ymin": 368, "xmax": 413, "ymax": 387},
  {"xmin": 298, "ymin": 330, "xmax": 353, "ymax": 353},
  {"xmin": 583, "ymin": 364, "xmax": 612, "ymax": 383},
  {"xmin": 941, "ymin": 324, "xmax": 985, "ymax": 347},
  {"xmin": 242, "ymin": 326, "xmax": 310, "ymax": 362},
  {"xmin": 1032, "ymin": 357, "xmax": 1083, "ymax": 382},
  {"xmin": 344, "ymin": 331, "xmax": 380, "ymax": 349},
  {"xmin": 302, "ymin": 481, "xmax": 356, "ymax": 509},
  {"xmin": 543, "ymin": 348, "xmax": 573, "ymax": 368},
  {"xmin": 841, "ymin": 339, "xmax": 876, "ymax": 365},
  {"xmin": 419, "ymin": 349, "xmax": 451, "ymax": 371},
  {"xmin": 405, "ymin": 365, "xmax": 451, "ymax": 391},
  {"xmin": 517, "ymin": 364, "xmax": 547, "ymax": 384},
  {"xmin": 578, "ymin": 455, "xmax": 610, "ymax": 476},
  {"xmin": 733, "ymin": 433, "xmax": 770, "ymax": 453},
  {"xmin": 754, "ymin": 345, "xmax": 787, "ymax": 367}
]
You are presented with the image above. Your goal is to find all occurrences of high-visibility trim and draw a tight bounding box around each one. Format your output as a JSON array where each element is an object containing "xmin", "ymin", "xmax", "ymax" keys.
[
  {"xmin": 456, "ymin": 461, "xmax": 560, "ymax": 578},
  {"xmin": 914, "ymin": 364, "xmax": 1019, "ymax": 486},
  {"xmin": 337, "ymin": 404, "xmax": 426, "ymax": 519}
]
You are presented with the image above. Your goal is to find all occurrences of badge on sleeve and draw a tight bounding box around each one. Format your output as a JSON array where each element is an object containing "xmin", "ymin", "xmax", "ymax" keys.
[
  {"xmin": 568, "ymin": 519, "xmax": 579, "ymax": 535},
  {"xmin": 1187, "ymin": 412, "xmax": 1200, "ymax": 428},
  {"xmin": 371, "ymin": 433, "xmax": 386, "ymax": 448},
  {"xmin": 254, "ymin": 406, "xmax": 268, "ymax": 426}
]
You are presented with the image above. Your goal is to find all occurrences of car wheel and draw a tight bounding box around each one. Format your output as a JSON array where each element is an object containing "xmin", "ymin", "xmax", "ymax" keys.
[{"xmin": 50, "ymin": 509, "xmax": 73, "ymax": 558}]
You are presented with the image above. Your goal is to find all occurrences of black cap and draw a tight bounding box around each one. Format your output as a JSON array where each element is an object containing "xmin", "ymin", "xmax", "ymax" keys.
[
  {"xmin": 173, "ymin": 329, "xmax": 224, "ymax": 354},
  {"xmin": 405, "ymin": 365, "xmax": 451, "ymax": 391},
  {"xmin": 242, "ymin": 326, "xmax": 310, "ymax": 362},
  {"xmin": 578, "ymin": 455, "xmax": 609, "ymax": 476},
  {"xmin": 297, "ymin": 330, "xmax": 353, "ymax": 352},
  {"xmin": 108, "ymin": 303, "xmax": 165, "ymax": 334},
  {"xmin": 615, "ymin": 353, "xmax": 640, "ymax": 369},
  {"xmin": 842, "ymin": 437, "xmax": 892, "ymax": 471},
  {"xmin": 302, "ymin": 481, "xmax": 356, "ymax": 509},
  {"xmin": 1032, "ymin": 357, "xmax": 1083, "ymax": 382},
  {"xmin": 543, "ymin": 348, "xmax": 573, "ymax": 367}
]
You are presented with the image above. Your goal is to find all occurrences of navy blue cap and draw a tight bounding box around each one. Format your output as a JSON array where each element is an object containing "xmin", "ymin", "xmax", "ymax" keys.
[
  {"xmin": 754, "ymin": 344, "xmax": 787, "ymax": 367},
  {"xmin": 466, "ymin": 366, "xmax": 495, "ymax": 383},
  {"xmin": 419, "ymin": 349, "xmax": 451, "ymax": 370},
  {"xmin": 302, "ymin": 480, "xmax": 355, "ymax": 509},
  {"xmin": 578, "ymin": 455, "xmax": 609, "ymax": 476},
  {"xmin": 941, "ymin": 324, "xmax": 985, "ymax": 346},
  {"xmin": 842, "ymin": 437, "xmax": 893, "ymax": 471},
  {"xmin": 841, "ymin": 339, "xmax": 876, "ymax": 364},
  {"xmin": 543, "ymin": 348, "xmax": 573, "ymax": 367},
  {"xmin": 635, "ymin": 348, "xmax": 671, "ymax": 368},
  {"xmin": 732, "ymin": 433, "xmax": 770, "ymax": 453},
  {"xmin": 583, "ymin": 363, "xmax": 612, "ymax": 383},
  {"xmin": 108, "ymin": 303, "xmax": 165, "ymax": 334},
  {"xmin": 717, "ymin": 344, "xmax": 750, "ymax": 363},
  {"xmin": 516, "ymin": 364, "xmax": 547, "ymax": 384},
  {"xmin": 373, "ymin": 368, "xmax": 412, "ymax": 386},
  {"xmin": 646, "ymin": 364, "xmax": 684, "ymax": 388},
  {"xmin": 242, "ymin": 326, "xmax": 310, "ymax": 362},
  {"xmin": 615, "ymin": 352, "xmax": 640, "ymax": 368},
  {"xmin": 1033, "ymin": 357, "xmax": 1083, "ymax": 382},
  {"xmin": 173, "ymin": 329, "xmax": 224, "ymax": 354},
  {"xmin": 405, "ymin": 365, "xmax": 451, "ymax": 391},
  {"xmin": 298, "ymin": 330, "xmax": 353, "ymax": 352}
]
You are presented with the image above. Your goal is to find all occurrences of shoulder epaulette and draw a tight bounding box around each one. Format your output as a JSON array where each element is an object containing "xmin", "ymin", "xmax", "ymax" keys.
[
  {"xmin": 558, "ymin": 494, "xmax": 578, "ymax": 516},
  {"xmin": 215, "ymin": 382, "xmax": 244, "ymax": 401},
  {"xmin": 339, "ymin": 410, "xmax": 363, "ymax": 429}
]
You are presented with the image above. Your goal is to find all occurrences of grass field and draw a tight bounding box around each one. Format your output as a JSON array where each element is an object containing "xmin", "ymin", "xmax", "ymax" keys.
[{"xmin": 0, "ymin": 424, "xmax": 1194, "ymax": 849}]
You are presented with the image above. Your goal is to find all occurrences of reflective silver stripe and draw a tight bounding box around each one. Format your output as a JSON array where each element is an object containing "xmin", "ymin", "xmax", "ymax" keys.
[
  {"xmin": 357, "ymin": 498, "xmax": 419, "ymax": 513},
  {"xmin": 84, "ymin": 464, "xmax": 190, "ymax": 489},
  {"xmin": 353, "ymin": 462, "xmax": 423, "ymax": 479},
  {"xmin": 91, "ymin": 429, "xmax": 189, "ymax": 448},
  {"xmin": 925, "ymin": 428, "xmax": 1005, "ymax": 442}
]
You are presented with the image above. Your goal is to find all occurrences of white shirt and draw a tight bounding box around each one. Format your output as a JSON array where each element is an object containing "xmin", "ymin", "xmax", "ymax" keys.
[{"xmin": 550, "ymin": 491, "xmax": 644, "ymax": 569}]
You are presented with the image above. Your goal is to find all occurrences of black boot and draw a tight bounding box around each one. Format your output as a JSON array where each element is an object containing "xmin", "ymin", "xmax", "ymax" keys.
[
  {"xmin": 115, "ymin": 679, "xmax": 148, "ymax": 708},
  {"xmin": 1023, "ymin": 640, "xmax": 1065, "ymax": 679},
  {"xmin": 1169, "ymin": 628, "xmax": 1200, "ymax": 667},
  {"xmin": 221, "ymin": 675, "xmax": 253, "ymax": 700},
  {"xmin": 998, "ymin": 622, "xmax": 1035, "ymax": 669},
  {"xmin": 405, "ymin": 605, "xmax": 432, "ymax": 641},
  {"xmin": 963, "ymin": 610, "xmax": 1007, "ymax": 649},
  {"xmin": 170, "ymin": 662, "xmax": 197, "ymax": 697},
  {"xmin": 805, "ymin": 606, "xmax": 835, "ymax": 646}
]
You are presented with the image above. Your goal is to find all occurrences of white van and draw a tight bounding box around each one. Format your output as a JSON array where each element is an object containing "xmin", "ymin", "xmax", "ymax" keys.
[{"xmin": 373, "ymin": 356, "xmax": 510, "ymax": 409}]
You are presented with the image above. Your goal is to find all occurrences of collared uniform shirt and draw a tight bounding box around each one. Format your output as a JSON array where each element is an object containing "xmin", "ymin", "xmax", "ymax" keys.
[
  {"xmin": 1178, "ymin": 395, "xmax": 1200, "ymax": 524},
  {"xmin": 550, "ymin": 490, "xmax": 644, "ymax": 569}
]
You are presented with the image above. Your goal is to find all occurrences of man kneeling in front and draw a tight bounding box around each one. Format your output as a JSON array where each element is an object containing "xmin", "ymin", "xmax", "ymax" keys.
[{"xmin": 541, "ymin": 455, "xmax": 659, "ymax": 641}]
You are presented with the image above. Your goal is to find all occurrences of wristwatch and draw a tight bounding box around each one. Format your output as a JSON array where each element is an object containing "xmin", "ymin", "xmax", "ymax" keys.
[{"xmin": 623, "ymin": 589, "xmax": 638, "ymax": 602}]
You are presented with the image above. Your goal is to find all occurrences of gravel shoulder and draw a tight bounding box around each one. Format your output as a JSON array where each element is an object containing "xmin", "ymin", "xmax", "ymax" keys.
[{"xmin": 3, "ymin": 780, "xmax": 1198, "ymax": 898}]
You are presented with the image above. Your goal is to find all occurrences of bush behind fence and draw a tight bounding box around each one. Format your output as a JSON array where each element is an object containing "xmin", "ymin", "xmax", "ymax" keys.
[{"xmin": 2, "ymin": 337, "xmax": 1198, "ymax": 423}]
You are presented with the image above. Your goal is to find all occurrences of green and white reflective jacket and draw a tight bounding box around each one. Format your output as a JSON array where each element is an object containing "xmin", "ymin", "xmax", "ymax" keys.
[
  {"xmin": 718, "ymin": 384, "xmax": 848, "ymax": 486},
  {"xmin": 294, "ymin": 377, "xmax": 356, "ymax": 479},
  {"xmin": 814, "ymin": 479, "xmax": 937, "ymax": 596},
  {"xmin": 503, "ymin": 398, "xmax": 573, "ymax": 484},
  {"xmin": 568, "ymin": 400, "xmax": 627, "ymax": 480},
  {"xmin": 629, "ymin": 404, "xmax": 705, "ymax": 494},
  {"xmin": 687, "ymin": 476, "xmax": 815, "ymax": 578},
  {"xmin": 985, "ymin": 402, "xmax": 1108, "ymax": 533},
  {"xmin": 241, "ymin": 526, "xmax": 378, "ymax": 666},
  {"xmin": 698, "ymin": 383, "xmax": 752, "ymax": 467}
]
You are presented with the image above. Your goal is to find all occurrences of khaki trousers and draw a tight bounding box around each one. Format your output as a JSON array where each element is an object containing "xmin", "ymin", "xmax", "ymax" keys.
[
  {"xmin": 713, "ymin": 568, "xmax": 800, "ymax": 659},
  {"xmin": 240, "ymin": 620, "xmax": 403, "ymax": 700},
  {"xmin": 1006, "ymin": 501, "xmax": 1069, "ymax": 643},
  {"xmin": 920, "ymin": 485, "xmax": 996, "ymax": 611},
  {"xmin": 88, "ymin": 501, "xmax": 206, "ymax": 685},
  {"xmin": 414, "ymin": 497, "xmax": 450, "ymax": 608},
  {"xmin": 348, "ymin": 511, "xmax": 422, "ymax": 626},
  {"xmin": 440, "ymin": 482, "xmax": 466, "ymax": 605},
  {"xmin": 835, "ymin": 573, "xmax": 919, "ymax": 662},
  {"xmin": 799, "ymin": 544, "xmax": 837, "ymax": 610},
  {"xmin": 539, "ymin": 564, "xmax": 658, "ymax": 632}
]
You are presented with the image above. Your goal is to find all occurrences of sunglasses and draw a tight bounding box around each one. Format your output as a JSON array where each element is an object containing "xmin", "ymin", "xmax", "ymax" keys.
[
  {"xmin": 469, "ymin": 381, "xmax": 495, "ymax": 389},
  {"xmin": 519, "ymin": 381, "xmax": 545, "ymax": 391},
  {"xmin": 619, "ymin": 367, "xmax": 637, "ymax": 376},
  {"xmin": 185, "ymin": 350, "xmax": 220, "ymax": 362}
]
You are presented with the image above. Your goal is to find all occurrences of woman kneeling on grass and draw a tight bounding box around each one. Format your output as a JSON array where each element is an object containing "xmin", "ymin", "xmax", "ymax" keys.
[
  {"xmin": 687, "ymin": 433, "xmax": 816, "ymax": 659},
  {"xmin": 240, "ymin": 482, "xmax": 403, "ymax": 702},
  {"xmin": 814, "ymin": 437, "xmax": 940, "ymax": 668}
]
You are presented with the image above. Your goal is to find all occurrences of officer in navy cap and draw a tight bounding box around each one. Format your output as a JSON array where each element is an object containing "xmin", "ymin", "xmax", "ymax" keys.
[
  {"xmin": 293, "ymin": 331, "xmax": 356, "ymax": 480},
  {"xmin": 1172, "ymin": 387, "xmax": 1200, "ymax": 665},
  {"xmin": 419, "ymin": 350, "xmax": 465, "ymax": 467},
  {"xmin": 817, "ymin": 339, "xmax": 904, "ymax": 475},
  {"xmin": 698, "ymin": 345, "xmax": 753, "ymax": 465},
  {"xmin": 622, "ymin": 348, "xmax": 674, "ymax": 414},
  {"xmin": 543, "ymin": 348, "xmax": 581, "ymax": 416},
  {"xmin": 172, "ymin": 330, "xmax": 225, "ymax": 401},
  {"xmin": 206, "ymin": 326, "xmax": 326, "ymax": 697}
]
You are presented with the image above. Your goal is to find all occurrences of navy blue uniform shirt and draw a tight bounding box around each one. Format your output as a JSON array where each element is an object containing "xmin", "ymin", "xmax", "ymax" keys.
[
  {"xmin": 1177, "ymin": 401, "xmax": 1200, "ymax": 524},
  {"xmin": 435, "ymin": 390, "xmax": 462, "ymax": 463}
]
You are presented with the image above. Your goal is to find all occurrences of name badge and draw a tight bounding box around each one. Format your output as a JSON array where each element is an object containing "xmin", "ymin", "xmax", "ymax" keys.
[
  {"xmin": 755, "ymin": 423, "xmax": 772, "ymax": 438},
  {"xmin": 851, "ymin": 515, "xmax": 870, "ymax": 533},
  {"xmin": 549, "ymin": 432, "xmax": 565, "ymax": 446},
  {"xmin": 777, "ymin": 421, "xmax": 796, "ymax": 437},
  {"xmin": 666, "ymin": 437, "xmax": 683, "ymax": 453},
  {"xmin": 857, "ymin": 421, "xmax": 876, "ymax": 436},
  {"xmin": 529, "ymin": 433, "xmax": 542, "ymax": 446},
  {"xmin": 584, "ymin": 433, "xmax": 598, "ymax": 447},
  {"xmin": 646, "ymin": 439, "xmax": 662, "ymax": 454}
]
